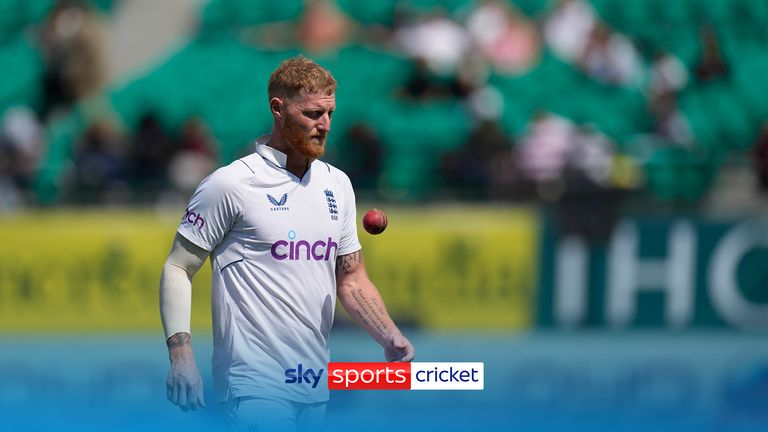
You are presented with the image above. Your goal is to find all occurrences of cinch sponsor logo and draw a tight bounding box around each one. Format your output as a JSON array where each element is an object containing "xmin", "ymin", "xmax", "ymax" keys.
[
  {"xmin": 328, "ymin": 362, "xmax": 484, "ymax": 390},
  {"xmin": 270, "ymin": 230, "xmax": 337, "ymax": 261},
  {"xmin": 182, "ymin": 208, "xmax": 205, "ymax": 229},
  {"xmin": 285, "ymin": 364, "xmax": 324, "ymax": 389}
]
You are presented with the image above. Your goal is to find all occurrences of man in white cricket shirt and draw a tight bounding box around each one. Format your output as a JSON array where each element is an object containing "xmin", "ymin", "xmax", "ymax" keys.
[{"xmin": 159, "ymin": 56, "xmax": 415, "ymax": 431}]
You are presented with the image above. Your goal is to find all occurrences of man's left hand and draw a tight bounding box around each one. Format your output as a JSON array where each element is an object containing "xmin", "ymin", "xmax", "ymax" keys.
[{"xmin": 384, "ymin": 333, "xmax": 415, "ymax": 362}]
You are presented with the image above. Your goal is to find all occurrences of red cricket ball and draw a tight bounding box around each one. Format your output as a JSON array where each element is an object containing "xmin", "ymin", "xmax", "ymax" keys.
[{"xmin": 362, "ymin": 208, "xmax": 388, "ymax": 235}]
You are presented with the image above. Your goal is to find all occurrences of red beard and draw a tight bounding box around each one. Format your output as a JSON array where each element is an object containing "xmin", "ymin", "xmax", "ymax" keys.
[{"xmin": 282, "ymin": 116, "xmax": 326, "ymax": 160}]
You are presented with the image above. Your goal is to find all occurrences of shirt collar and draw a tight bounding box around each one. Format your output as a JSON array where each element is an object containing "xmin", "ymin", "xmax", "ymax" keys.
[{"xmin": 254, "ymin": 134, "xmax": 288, "ymax": 169}]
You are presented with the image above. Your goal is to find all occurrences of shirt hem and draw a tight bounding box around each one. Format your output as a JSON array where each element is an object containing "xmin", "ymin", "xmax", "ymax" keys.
[{"xmin": 216, "ymin": 387, "xmax": 330, "ymax": 405}]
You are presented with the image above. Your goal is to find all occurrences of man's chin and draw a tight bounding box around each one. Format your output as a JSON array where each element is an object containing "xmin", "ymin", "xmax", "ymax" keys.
[{"xmin": 297, "ymin": 142, "xmax": 325, "ymax": 160}]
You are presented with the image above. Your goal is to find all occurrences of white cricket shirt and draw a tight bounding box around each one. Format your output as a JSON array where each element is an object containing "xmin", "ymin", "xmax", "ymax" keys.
[{"xmin": 177, "ymin": 135, "xmax": 361, "ymax": 403}]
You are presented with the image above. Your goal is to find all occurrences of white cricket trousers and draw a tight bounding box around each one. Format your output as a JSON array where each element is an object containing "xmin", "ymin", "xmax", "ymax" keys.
[{"xmin": 223, "ymin": 396, "xmax": 327, "ymax": 432}]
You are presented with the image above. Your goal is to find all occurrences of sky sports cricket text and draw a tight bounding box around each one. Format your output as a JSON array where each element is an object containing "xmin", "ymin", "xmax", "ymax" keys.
[{"xmin": 285, "ymin": 362, "xmax": 484, "ymax": 390}]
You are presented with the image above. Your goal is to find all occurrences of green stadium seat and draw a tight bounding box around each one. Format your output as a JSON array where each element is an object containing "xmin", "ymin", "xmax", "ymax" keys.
[
  {"xmin": 30, "ymin": 0, "xmax": 768, "ymax": 204},
  {"xmin": 648, "ymin": 0, "xmax": 690, "ymax": 27},
  {"xmin": 378, "ymin": 100, "xmax": 469, "ymax": 152},
  {"xmin": 35, "ymin": 110, "xmax": 88, "ymax": 204},
  {"xmin": 0, "ymin": 0, "xmax": 109, "ymax": 44},
  {"xmin": 381, "ymin": 139, "xmax": 446, "ymax": 199},
  {"xmin": 498, "ymin": 99, "xmax": 531, "ymax": 136},
  {"xmin": 733, "ymin": 42, "xmax": 768, "ymax": 120},
  {"xmin": 89, "ymin": 0, "xmax": 115, "ymax": 13},
  {"xmin": 607, "ymin": 0, "xmax": 650, "ymax": 30},
  {"xmin": 747, "ymin": 0, "xmax": 768, "ymax": 23},
  {"xmin": 201, "ymin": 0, "xmax": 304, "ymax": 31},
  {"xmin": 690, "ymin": 0, "xmax": 732, "ymax": 26},
  {"xmin": 512, "ymin": 0, "xmax": 552, "ymax": 17},
  {"xmin": 589, "ymin": 0, "xmax": 614, "ymax": 23},
  {"xmin": 232, "ymin": 0, "xmax": 303, "ymax": 26},
  {"xmin": 680, "ymin": 90, "xmax": 715, "ymax": 149},
  {"xmin": 337, "ymin": 0, "xmax": 398, "ymax": 25},
  {"xmin": 398, "ymin": 0, "xmax": 474, "ymax": 17},
  {"xmin": 0, "ymin": 36, "xmax": 44, "ymax": 113},
  {"xmin": 700, "ymin": 89, "xmax": 749, "ymax": 149},
  {"xmin": 644, "ymin": 147, "xmax": 714, "ymax": 202},
  {"xmin": 0, "ymin": 0, "xmax": 24, "ymax": 43},
  {"xmin": 318, "ymin": 45, "xmax": 411, "ymax": 97},
  {"xmin": 22, "ymin": 0, "xmax": 54, "ymax": 23},
  {"xmin": 661, "ymin": 27, "xmax": 700, "ymax": 67}
]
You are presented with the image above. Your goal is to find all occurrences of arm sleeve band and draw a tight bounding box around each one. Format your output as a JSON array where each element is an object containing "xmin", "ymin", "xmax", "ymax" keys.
[{"xmin": 159, "ymin": 233, "xmax": 209, "ymax": 339}]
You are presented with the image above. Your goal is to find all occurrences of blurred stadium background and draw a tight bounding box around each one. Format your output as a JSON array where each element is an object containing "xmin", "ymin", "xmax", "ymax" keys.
[{"xmin": 1, "ymin": 0, "xmax": 768, "ymax": 430}]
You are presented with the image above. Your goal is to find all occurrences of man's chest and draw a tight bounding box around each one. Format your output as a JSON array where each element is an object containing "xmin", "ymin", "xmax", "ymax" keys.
[{"xmin": 235, "ymin": 179, "xmax": 344, "ymax": 243}]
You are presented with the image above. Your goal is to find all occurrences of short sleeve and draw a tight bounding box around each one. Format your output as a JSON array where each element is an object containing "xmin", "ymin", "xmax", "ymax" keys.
[
  {"xmin": 337, "ymin": 174, "xmax": 362, "ymax": 256},
  {"xmin": 177, "ymin": 169, "xmax": 241, "ymax": 252}
]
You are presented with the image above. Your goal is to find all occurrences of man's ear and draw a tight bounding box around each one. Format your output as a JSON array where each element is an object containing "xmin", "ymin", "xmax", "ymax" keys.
[{"xmin": 270, "ymin": 97, "xmax": 284, "ymax": 120}]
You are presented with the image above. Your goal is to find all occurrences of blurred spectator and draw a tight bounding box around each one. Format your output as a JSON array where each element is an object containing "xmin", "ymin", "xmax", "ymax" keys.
[
  {"xmin": 0, "ymin": 107, "xmax": 44, "ymax": 210},
  {"xmin": 298, "ymin": 0, "xmax": 353, "ymax": 54},
  {"xmin": 176, "ymin": 117, "xmax": 217, "ymax": 159},
  {"xmin": 336, "ymin": 122, "xmax": 384, "ymax": 191},
  {"xmin": 239, "ymin": 0, "xmax": 356, "ymax": 53},
  {"xmin": 645, "ymin": 49, "xmax": 692, "ymax": 146},
  {"xmin": 544, "ymin": 0, "xmax": 596, "ymax": 62},
  {"xmin": 11, "ymin": 0, "xmax": 765, "ymax": 208},
  {"xmin": 695, "ymin": 25, "xmax": 729, "ymax": 82},
  {"xmin": 454, "ymin": 52, "xmax": 492, "ymax": 97},
  {"xmin": 39, "ymin": 0, "xmax": 105, "ymax": 119},
  {"xmin": 465, "ymin": 84, "xmax": 504, "ymax": 123},
  {"xmin": 130, "ymin": 113, "xmax": 175, "ymax": 201},
  {"xmin": 648, "ymin": 50, "xmax": 689, "ymax": 98},
  {"xmin": 400, "ymin": 58, "xmax": 448, "ymax": 100},
  {"xmin": 70, "ymin": 119, "xmax": 127, "ymax": 204},
  {"xmin": 555, "ymin": 167, "xmax": 622, "ymax": 244},
  {"xmin": 570, "ymin": 125, "xmax": 616, "ymax": 186},
  {"xmin": 650, "ymin": 93, "xmax": 694, "ymax": 146},
  {"xmin": 752, "ymin": 122, "xmax": 768, "ymax": 193},
  {"xmin": 579, "ymin": 23, "xmax": 641, "ymax": 87},
  {"xmin": 400, "ymin": 58, "xmax": 472, "ymax": 101},
  {"xmin": 487, "ymin": 149, "xmax": 520, "ymax": 200},
  {"xmin": 0, "ymin": 107, "xmax": 45, "ymax": 189},
  {"xmin": 517, "ymin": 112, "xmax": 576, "ymax": 182},
  {"xmin": 440, "ymin": 119, "xmax": 512, "ymax": 198},
  {"xmin": 466, "ymin": 0, "xmax": 540, "ymax": 75},
  {"xmin": 466, "ymin": 0, "xmax": 508, "ymax": 55},
  {"xmin": 0, "ymin": 172, "xmax": 20, "ymax": 211},
  {"xmin": 556, "ymin": 129, "xmax": 623, "ymax": 243},
  {"xmin": 395, "ymin": 9, "xmax": 470, "ymax": 75},
  {"xmin": 168, "ymin": 117, "xmax": 218, "ymax": 196}
]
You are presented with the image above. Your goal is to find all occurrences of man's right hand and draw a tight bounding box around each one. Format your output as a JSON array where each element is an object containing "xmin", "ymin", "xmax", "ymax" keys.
[{"xmin": 166, "ymin": 332, "xmax": 206, "ymax": 411}]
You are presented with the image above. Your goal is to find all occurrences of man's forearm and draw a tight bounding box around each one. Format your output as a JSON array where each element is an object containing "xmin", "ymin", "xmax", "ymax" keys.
[
  {"xmin": 160, "ymin": 261, "xmax": 193, "ymax": 339},
  {"xmin": 160, "ymin": 233, "xmax": 209, "ymax": 339},
  {"xmin": 338, "ymin": 275, "xmax": 402, "ymax": 347},
  {"xmin": 160, "ymin": 234, "xmax": 209, "ymax": 411}
]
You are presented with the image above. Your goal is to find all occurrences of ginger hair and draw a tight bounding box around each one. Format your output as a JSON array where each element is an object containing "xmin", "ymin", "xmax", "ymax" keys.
[{"xmin": 268, "ymin": 56, "xmax": 336, "ymax": 101}]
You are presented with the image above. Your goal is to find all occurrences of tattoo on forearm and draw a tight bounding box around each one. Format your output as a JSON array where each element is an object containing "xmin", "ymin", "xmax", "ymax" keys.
[
  {"xmin": 350, "ymin": 288, "xmax": 389, "ymax": 335},
  {"xmin": 371, "ymin": 297, "xmax": 386, "ymax": 316},
  {"xmin": 166, "ymin": 332, "xmax": 191, "ymax": 349},
  {"xmin": 336, "ymin": 250, "xmax": 362, "ymax": 274}
]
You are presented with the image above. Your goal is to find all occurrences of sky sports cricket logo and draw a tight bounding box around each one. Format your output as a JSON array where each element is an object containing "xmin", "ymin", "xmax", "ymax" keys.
[{"xmin": 285, "ymin": 362, "xmax": 484, "ymax": 390}]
